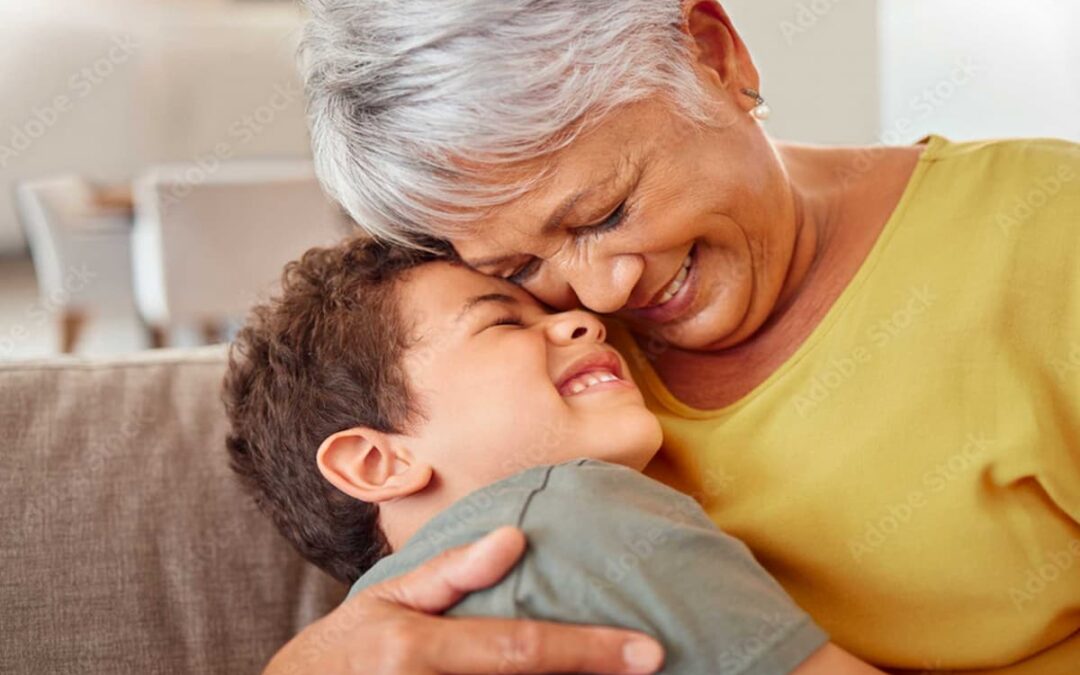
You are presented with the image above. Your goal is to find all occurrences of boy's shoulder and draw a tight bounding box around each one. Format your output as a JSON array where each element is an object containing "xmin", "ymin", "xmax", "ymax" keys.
[
  {"xmin": 533, "ymin": 458, "xmax": 715, "ymax": 531},
  {"xmin": 419, "ymin": 458, "xmax": 713, "ymax": 550},
  {"xmin": 350, "ymin": 459, "xmax": 829, "ymax": 674},
  {"xmin": 349, "ymin": 459, "xmax": 711, "ymax": 595}
]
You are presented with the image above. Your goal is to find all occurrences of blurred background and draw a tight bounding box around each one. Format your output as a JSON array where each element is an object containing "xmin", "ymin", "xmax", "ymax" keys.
[{"xmin": 1, "ymin": 0, "xmax": 1077, "ymax": 360}]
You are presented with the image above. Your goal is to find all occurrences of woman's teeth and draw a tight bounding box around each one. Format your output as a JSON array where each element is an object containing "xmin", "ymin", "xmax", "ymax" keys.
[
  {"xmin": 564, "ymin": 369, "xmax": 620, "ymax": 395},
  {"xmin": 655, "ymin": 253, "xmax": 693, "ymax": 306}
]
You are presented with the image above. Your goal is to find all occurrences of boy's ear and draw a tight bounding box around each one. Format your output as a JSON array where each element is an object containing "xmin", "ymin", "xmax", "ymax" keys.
[{"xmin": 316, "ymin": 428, "xmax": 432, "ymax": 503}]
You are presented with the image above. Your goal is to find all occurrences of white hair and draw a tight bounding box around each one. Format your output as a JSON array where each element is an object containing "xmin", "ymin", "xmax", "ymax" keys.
[{"xmin": 301, "ymin": 0, "xmax": 710, "ymax": 249}]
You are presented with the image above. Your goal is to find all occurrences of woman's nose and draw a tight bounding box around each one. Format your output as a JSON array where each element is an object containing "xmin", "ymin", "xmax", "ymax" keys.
[
  {"xmin": 560, "ymin": 255, "xmax": 643, "ymax": 315},
  {"xmin": 545, "ymin": 310, "xmax": 607, "ymax": 345}
]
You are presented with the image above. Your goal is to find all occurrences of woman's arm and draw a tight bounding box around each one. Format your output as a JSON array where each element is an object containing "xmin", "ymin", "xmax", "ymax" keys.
[{"xmin": 263, "ymin": 527, "xmax": 664, "ymax": 674}]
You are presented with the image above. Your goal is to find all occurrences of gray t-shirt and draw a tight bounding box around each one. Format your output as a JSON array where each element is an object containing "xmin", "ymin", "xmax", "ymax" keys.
[{"xmin": 350, "ymin": 459, "xmax": 827, "ymax": 674}]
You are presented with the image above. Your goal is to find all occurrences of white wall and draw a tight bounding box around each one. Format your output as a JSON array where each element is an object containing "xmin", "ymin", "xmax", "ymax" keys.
[
  {"xmin": 0, "ymin": 0, "xmax": 887, "ymax": 255},
  {"xmin": 3, "ymin": 0, "xmax": 1076, "ymax": 253},
  {"xmin": 718, "ymin": 0, "xmax": 1079, "ymax": 146},
  {"xmin": 880, "ymin": 0, "xmax": 1080, "ymax": 143},
  {"xmin": 0, "ymin": 1, "xmax": 312, "ymax": 253},
  {"xmin": 724, "ymin": 0, "xmax": 881, "ymax": 146}
]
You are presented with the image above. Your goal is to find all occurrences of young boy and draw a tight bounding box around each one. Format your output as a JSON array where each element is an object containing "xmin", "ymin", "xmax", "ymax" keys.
[{"xmin": 223, "ymin": 236, "xmax": 878, "ymax": 675}]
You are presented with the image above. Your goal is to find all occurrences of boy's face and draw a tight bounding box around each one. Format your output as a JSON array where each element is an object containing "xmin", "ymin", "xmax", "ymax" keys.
[{"xmin": 398, "ymin": 262, "xmax": 663, "ymax": 492}]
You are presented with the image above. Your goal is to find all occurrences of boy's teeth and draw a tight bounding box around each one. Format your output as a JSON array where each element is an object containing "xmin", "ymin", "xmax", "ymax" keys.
[
  {"xmin": 654, "ymin": 253, "xmax": 693, "ymax": 306},
  {"xmin": 563, "ymin": 368, "xmax": 620, "ymax": 395}
]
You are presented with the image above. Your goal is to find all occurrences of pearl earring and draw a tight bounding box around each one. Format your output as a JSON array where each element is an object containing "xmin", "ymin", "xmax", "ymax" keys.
[{"xmin": 740, "ymin": 88, "xmax": 771, "ymax": 121}]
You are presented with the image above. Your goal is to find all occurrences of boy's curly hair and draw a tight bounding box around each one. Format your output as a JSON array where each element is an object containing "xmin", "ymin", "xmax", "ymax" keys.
[{"xmin": 222, "ymin": 235, "xmax": 453, "ymax": 584}]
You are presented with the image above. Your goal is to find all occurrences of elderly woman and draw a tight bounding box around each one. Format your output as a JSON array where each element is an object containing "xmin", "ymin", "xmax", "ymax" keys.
[{"xmin": 267, "ymin": 1, "xmax": 1080, "ymax": 673}]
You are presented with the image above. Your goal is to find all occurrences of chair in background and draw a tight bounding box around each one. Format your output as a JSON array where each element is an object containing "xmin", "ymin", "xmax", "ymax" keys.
[
  {"xmin": 14, "ymin": 175, "xmax": 137, "ymax": 353},
  {"xmin": 131, "ymin": 161, "xmax": 352, "ymax": 347}
]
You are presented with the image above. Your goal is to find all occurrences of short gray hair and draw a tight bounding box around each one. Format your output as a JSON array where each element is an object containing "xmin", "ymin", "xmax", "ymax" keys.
[{"xmin": 301, "ymin": 0, "xmax": 710, "ymax": 248}]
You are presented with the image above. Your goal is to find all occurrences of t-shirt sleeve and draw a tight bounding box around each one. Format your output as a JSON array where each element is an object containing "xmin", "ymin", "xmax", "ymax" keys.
[{"xmin": 448, "ymin": 460, "xmax": 829, "ymax": 675}]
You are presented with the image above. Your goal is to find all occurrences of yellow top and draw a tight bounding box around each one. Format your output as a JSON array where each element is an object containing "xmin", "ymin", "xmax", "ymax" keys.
[{"xmin": 607, "ymin": 136, "xmax": 1080, "ymax": 673}]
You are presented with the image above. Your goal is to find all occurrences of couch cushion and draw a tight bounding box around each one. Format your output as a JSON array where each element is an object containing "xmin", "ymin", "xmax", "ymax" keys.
[{"xmin": 0, "ymin": 347, "xmax": 347, "ymax": 674}]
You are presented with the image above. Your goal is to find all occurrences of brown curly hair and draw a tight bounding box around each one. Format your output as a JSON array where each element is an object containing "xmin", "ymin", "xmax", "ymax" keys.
[{"xmin": 222, "ymin": 234, "xmax": 454, "ymax": 584}]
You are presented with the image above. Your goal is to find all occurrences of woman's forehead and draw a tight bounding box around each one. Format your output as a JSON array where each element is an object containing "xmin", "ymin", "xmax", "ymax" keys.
[
  {"xmin": 452, "ymin": 142, "xmax": 643, "ymax": 267},
  {"xmin": 449, "ymin": 99, "xmax": 686, "ymax": 272}
]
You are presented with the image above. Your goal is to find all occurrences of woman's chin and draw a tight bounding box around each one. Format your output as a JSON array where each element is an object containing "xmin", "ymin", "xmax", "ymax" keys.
[{"xmin": 649, "ymin": 290, "xmax": 755, "ymax": 351}]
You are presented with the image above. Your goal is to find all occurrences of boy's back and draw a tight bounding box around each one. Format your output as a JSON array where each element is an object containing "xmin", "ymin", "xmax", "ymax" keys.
[{"xmin": 351, "ymin": 460, "xmax": 827, "ymax": 675}]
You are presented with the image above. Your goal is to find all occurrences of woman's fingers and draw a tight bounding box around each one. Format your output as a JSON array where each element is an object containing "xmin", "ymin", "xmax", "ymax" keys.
[
  {"xmin": 262, "ymin": 526, "xmax": 664, "ymax": 674},
  {"xmin": 366, "ymin": 526, "xmax": 528, "ymax": 613},
  {"xmin": 365, "ymin": 526, "xmax": 664, "ymax": 674},
  {"xmin": 422, "ymin": 615, "xmax": 665, "ymax": 674}
]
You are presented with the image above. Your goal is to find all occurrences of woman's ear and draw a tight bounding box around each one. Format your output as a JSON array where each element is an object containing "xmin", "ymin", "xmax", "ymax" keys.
[
  {"xmin": 684, "ymin": 1, "xmax": 760, "ymax": 102},
  {"xmin": 316, "ymin": 428, "xmax": 433, "ymax": 503}
]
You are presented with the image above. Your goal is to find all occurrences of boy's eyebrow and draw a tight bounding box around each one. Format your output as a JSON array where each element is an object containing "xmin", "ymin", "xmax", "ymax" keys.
[{"xmin": 455, "ymin": 293, "xmax": 519, "ymax": 323}]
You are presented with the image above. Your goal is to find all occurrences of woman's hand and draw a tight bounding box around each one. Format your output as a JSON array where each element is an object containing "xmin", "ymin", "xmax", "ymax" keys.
[{"xmin": 263, "ymin": 526, "xmax": 665, "ymax": 674}]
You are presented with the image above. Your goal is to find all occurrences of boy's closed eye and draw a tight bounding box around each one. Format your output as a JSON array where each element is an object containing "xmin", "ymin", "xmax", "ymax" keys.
[{"xmin": 488, "ymin": 315, "xmax": 525, "ymax": 329}]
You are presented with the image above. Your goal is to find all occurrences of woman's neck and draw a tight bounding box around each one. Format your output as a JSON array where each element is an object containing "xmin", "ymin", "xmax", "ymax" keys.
[
  {"xmin": 648, "ymin": 141, "xmax": 924, "ymax": 409},
  {"xmin": 768, "ymin": 142, "xmax": 860, "ymax": 323}
]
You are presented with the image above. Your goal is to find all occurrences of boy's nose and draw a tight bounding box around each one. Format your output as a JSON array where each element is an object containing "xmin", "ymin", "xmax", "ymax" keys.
[{"xmin": 546, "ymin": 310, "xmax": 607, "ymax": 345}]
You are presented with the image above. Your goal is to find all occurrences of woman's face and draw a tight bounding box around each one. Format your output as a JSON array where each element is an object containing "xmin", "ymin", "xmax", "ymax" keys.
[{"xmin": 451, "ymin": 93, "xmax": 799, "ymax": 352}]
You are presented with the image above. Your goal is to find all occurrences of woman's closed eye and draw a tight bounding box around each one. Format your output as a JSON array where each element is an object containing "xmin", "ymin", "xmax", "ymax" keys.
[
  {"xmin": 506, "ymin": 258, "xmax": 541, "ymax": 286},
  {"xmin": 504, "ymin": 201, "xmax": 628, "ymax": 286},
  {"xmin": 572, "ymin": 200, "xmax": 627, "ymax": 239}
]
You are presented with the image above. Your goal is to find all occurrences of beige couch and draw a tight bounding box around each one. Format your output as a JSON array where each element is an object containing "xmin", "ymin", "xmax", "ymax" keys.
[{"xmin": 1, "ymin": 347, "xmax": 347, "ymax": 674}]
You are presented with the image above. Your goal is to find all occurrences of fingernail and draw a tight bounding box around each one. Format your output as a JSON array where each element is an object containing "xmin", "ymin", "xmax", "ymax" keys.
[{"xmin": 623, "ymin": 639, "xmax": 663, "ymax": 673}]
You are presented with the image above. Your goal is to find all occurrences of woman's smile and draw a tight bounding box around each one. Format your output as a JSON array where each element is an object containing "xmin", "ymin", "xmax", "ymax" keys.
[{"xmin": 627, "ymin": 244, "xmax": 699, "ymax": 325}]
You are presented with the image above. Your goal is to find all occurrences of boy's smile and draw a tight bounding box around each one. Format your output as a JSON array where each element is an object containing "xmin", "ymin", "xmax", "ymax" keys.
[{"xmin": 555, "ymin": 349, "xmax": 631, "ymax": 397}]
